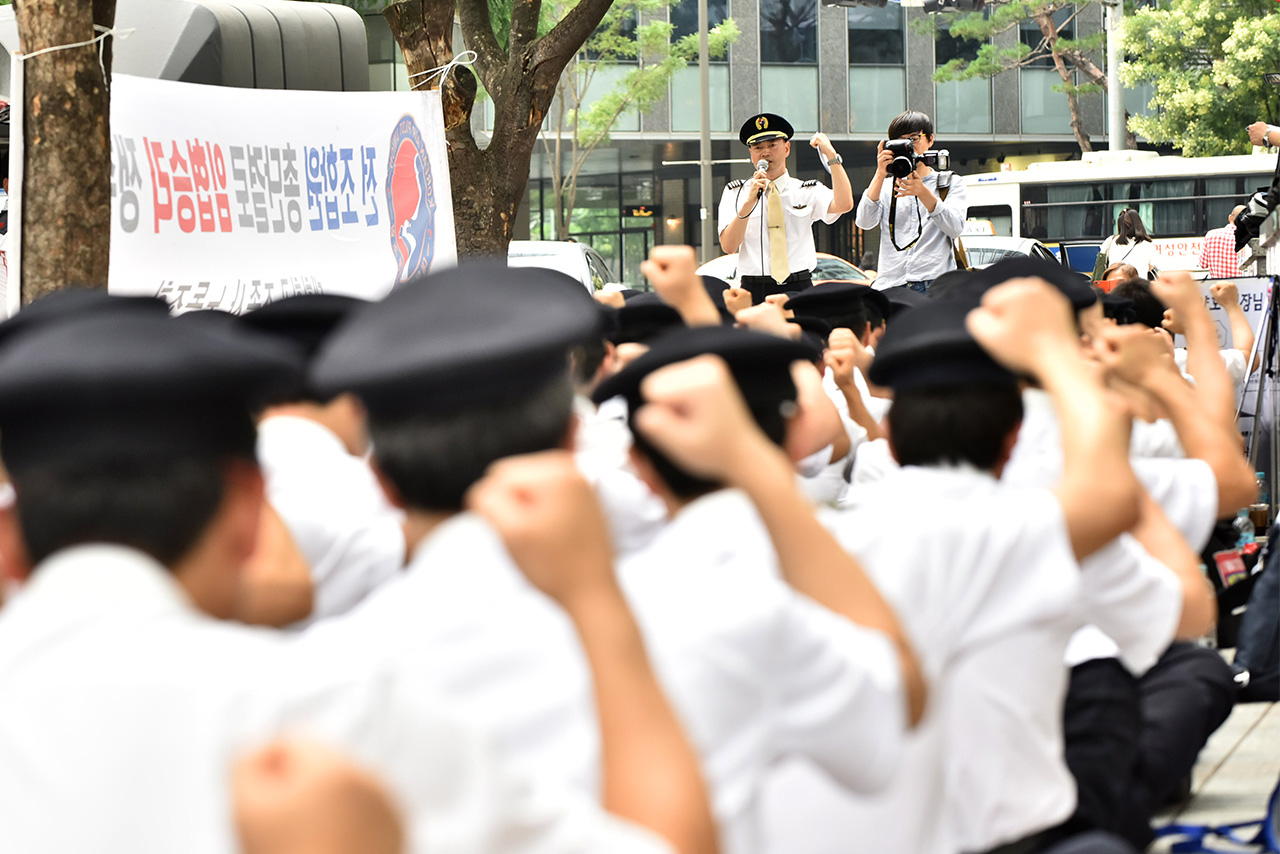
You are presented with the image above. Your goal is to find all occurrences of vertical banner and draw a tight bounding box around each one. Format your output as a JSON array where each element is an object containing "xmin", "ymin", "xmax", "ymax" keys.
[{"xmin": 108, "ymin": 74, "xmax": 457, "ymax": 311}]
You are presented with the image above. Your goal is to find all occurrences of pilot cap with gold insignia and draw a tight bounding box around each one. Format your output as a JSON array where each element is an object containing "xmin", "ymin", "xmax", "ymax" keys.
[{"xmin": 739, "ymin": 113, "xmax": 793, "ymax": 146}]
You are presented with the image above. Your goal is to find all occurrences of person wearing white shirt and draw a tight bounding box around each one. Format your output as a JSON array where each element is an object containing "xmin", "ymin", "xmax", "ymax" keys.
[
  {"xmin": 298, "ymin": 262, "xmax": 720, "ymax": 854},
  {"xmin": 0, "ymin": 304, "xmax": 685, "ymax": 854},
  {"xmin": 765, "ymin": 279, "xmax": 1146, "ymax": 854},
  {"xmin": 590, "ymin": 326, "xmax": 925, "ymax": 854},
  {"xmin": 718, "ymin": 113, "xmax": 853, "ymax": 305},
  {"xmin": 856, "ymin": 111, "xmax": 967, "ymax": 293}
]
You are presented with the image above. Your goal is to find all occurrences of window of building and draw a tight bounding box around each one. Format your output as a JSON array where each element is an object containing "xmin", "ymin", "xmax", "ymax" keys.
[
  {"xmin": 848, "ymin": 7, "xmax": 905, "ymax": 134},
  {"xmin": 1019, "ymin": 8, "xmax": 1074, "ymax": 134},
  {"xmin": 671, "ymin": 0, "xmax": 729, "ymax": 45},
  {"xmin": 760, "ymin": 0, "xmax": 817, "ymax": 64},
  {"xmin": 669, "ymin": 0, "xmax": 732, "ymax": 131},
  {"xmin": 935, "ymin": 23, "xmax": 992, "ymax": 133}
]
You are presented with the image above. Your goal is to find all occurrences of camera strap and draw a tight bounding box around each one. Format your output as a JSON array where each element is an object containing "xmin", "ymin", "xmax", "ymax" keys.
[{"xmin": 887, "ymin": 186, "xmax": 924, "ymax": 252}]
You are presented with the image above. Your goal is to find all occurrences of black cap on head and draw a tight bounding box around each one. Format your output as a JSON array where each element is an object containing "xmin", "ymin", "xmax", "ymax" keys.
[
  {"xmin": 940, "ymin": 257, "xmax": 1096, "ymax": 312},
  {"xmin": 311, "ymin": 261, "xmax": 600, "ymax": 419},
  {"xmin": 701, "ymin": 275, "xmax": 736, "ymax": 324},
  {"xmin": 740, "ymin": 113, "xmax": 794, "ymax": 146},
  {"xmin": 787, "ymin": 314, "xmax": 832, "ymax": 350},
  {"xmin": 611, "ymin": 293, "xmax": 686, "ymax": 345},
  {"xmin": 868, "ymin": 300, "xmax": 1015, "ymax": 391},
  {"xmin": 240, "ymin": 294, "xmax": 367, "ymax": 360},
  {"xmin": 786, "ymin": 281, "xmax": 890, "ymax": 325},
  {"xmin": 881, "ymin": 285, "xmax": 930, "ymax": 318},
  {"xmin": 592, "ymin": 325, "xmax": 814, "ymax": 431},
  {"xmin": 0, "ymin": 311, "xmax": 304, "ymax": 474},
  {"xmin": 0, "ymin": 287, "xmax": 170, "ymax": 351}
]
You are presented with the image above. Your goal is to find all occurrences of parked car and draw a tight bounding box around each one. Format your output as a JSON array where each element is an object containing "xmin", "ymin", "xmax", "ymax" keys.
[
  {"xmin": 695, "ymin": 252, "xmax": 876, "ymax": 286},
  {"xmin": 960, "ymin": 235, "xmax": 1063, "ymax": 269},
  {"xmin": 507, "ymin": 240, "xmax": 619, "ymax": 292}
]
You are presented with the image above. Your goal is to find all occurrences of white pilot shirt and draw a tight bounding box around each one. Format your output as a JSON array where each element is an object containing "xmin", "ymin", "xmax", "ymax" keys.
[
  {"xmin": 257, "ymin": 415, "xmax": 406, "ymax": 626},
  {"xmin": 763, "ymin": 467, "xmax": 1083, "ymax": 854},
  {"xmin": 0, "ymin": 544, "xmax": 672, "ymax": 854},
  {"xmin": 619, "ymin": 489, "xmax": 905, "ymax": 854},
  {"xmin": 298, "ymin": 513, "xmax": 602, "ymax": 797},
  {"xmin": 855, "ymin": 170, "xmax": 967, "ymax": 290},
  {"xmin": 717, "ymin": 171, "xmax": 839, "ymax": 278}
]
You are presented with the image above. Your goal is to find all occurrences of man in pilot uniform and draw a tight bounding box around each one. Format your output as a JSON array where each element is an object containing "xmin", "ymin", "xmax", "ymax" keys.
[{"xmin": 717, "ymin": 113, "xmax": 852, "ymax": 305}]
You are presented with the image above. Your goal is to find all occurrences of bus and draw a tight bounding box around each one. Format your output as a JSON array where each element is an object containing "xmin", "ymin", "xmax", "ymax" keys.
[{"xmin": 965, "ymin": 150, "xmax": 1278, "ymax": 270}]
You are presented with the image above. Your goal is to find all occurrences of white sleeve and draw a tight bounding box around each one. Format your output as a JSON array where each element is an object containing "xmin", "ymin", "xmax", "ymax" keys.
[
  {"xmin": 773, "ymin": 593, "xmax": 906, "ymax": 794},
  {"xmin": 718, "ymin": 184, "xmax": 742, "ymax": 240},
  {"xmin": 1075, "ymin": 534, "xmax": 1183, "ymax": 677},
  {"xmin": 812, "ymin": 182, "xmax": 839, "ymax": 225},
  {"xmin": 1221, "ymin": 348, "xmax": 1248, "ymax": 388},
  {"xmin": 855, "ymin": 190, "xmax": 883, "ymax": 231},
  {"xmin": 1132, "ymin": 457, "xmax": 1220, "ymax": 550},
  {"xmin": 928, "ymin": 173, "xmax": 967, "ymax": 239}
]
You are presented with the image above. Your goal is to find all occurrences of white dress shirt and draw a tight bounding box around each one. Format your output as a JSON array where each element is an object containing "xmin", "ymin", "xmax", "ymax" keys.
[
  {"xmin": 717, "ymin": 171, "xmax": 839, "ymax": 278},
  {"xmin": 619, "ymin": 490, "xmax": 905, "ymax": 854},
  {"xmin": 764, "ymin": 467, "xmax": 1083, "ymax": 854},
  {"xmin": 299, "ymin": 513, "xmax": 602, "ymax": 796},
  {"xmin": 855, "ymin": 170, "xmax": 967, "ymax": 290},
  {"xmin": 257, "ymin": 415, "xmax": 405, "ymax": 625},
  {"xmin": 0, "ymin": 544, "xmax": 670, "ymax": 854}
]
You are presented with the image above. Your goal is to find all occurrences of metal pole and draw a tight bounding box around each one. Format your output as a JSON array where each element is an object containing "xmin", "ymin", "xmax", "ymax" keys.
[
  {"xmin": 698, "ymin": 0, "xmax": 714, "ymax": 261},
  {"xmin": 1107, "ymin": 0, "xmax": 1125, "ymax": 152}
]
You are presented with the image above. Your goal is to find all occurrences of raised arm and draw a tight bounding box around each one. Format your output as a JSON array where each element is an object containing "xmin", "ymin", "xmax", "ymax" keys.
[
  {"xmin": 1210, "ymin": 280, "xmax": 1258, "ymax": 371},
  {"xmin": 466, "ymin": 452, "xmax": 718, "ymax": 854},
  {"xmin": 633, "ymin": 356, "xmax": 926, "ymax": 727},
  {"xmin": 1097, "ymin": 324, "xmax": 1257, "ymax": 518},
  {"xmin": 644, "ymin": 246, "xmax": 722, "ymax": 328},
  {"xmin": 967, "ymin": 279, "xmax": 1142, "ymax": 560},
  {"xmin": 1154, "ymin": 272, "xmax": 1236, "ymax": 425}
]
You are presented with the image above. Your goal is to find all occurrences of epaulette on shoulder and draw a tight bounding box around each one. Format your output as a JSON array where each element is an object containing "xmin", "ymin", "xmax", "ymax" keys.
[
  {"xmin": 802, "ymin": 179, "xmax": 820, "ymax": 187},
  {"xmin": 727, "ymin": 179, "xmax": 745, "ymax": 189}
]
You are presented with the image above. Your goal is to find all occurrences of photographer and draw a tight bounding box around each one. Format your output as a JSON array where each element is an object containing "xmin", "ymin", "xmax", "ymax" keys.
[
  {"xmin": 718, "ymin": 113, "xmax": 853, "ymax": 305},
  {"xmin": 855, "ymin": 111, "xmax": 967, "ymax": 294}
]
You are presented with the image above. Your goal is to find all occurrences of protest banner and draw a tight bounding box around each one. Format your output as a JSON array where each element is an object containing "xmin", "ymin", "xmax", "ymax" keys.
[{"xmin": 106, "ymin": 74, "xmax": 456, "ymax": 312}]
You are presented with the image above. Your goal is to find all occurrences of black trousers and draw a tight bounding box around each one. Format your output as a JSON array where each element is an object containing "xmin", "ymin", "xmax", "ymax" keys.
[
  {"xmin": 739, "ymin": 270, "xmax": 813, "ymax": 305},
  {"xmin": 1062, "ymin": 643, "xmax": 1237, "ymax": 850}
]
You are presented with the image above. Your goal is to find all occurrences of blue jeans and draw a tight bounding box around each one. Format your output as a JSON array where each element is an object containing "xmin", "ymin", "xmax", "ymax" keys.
[{"xmin": 905, "ymin": 279, "xmax": 933, "ymax": 295}]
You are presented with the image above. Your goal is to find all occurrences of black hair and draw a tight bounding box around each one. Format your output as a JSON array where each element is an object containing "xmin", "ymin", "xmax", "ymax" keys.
[
  {"xmin": 13, "ymin": 457, "xmax": 230, "ymax": 567},
  {"xmin": 862, "ymin": 300, "xmax": 887, "ymax": 332},
  {"xmin": 887, "ymin": 111, "xmax": 933, "ymax": 140},
  {"xmin": 1109, "ymin": 278, "xmax": 1165, "ymax": 329},
  {"xmin": 1114, "ymin": 208, "xmax": 1151, "ymax": 245},
  {"xmin": 569, "ymin": 339, "xmax": 607, "ymax": 389},
  {"xmin": 826, "ymin": 302, "xmax": 870, "ymax": 338},
  {"xmin": 369, "ymin": 372, "xmax": 574, "ymax": 512},
  {"xmin": 888, "ymin": 383, "xmax": 1023, "ymax": 471},
  {"xmin": 630, "ymin": 375, "xmax": 793, "ymax": 502}
]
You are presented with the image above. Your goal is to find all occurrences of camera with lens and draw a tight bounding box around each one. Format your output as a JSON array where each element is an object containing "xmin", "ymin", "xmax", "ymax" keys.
[{"xmin": 884, "ymin": 139, "xmax": 951, "ymax": 178}]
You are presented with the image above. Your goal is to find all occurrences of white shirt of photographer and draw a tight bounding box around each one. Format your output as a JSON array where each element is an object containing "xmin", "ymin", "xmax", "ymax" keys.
[
  {"xmin": 0, "ymin": 544, "xmax": 671, "ymax": 854},
  {"xmin": 257, "ymin": 415, "xmax": 406, "ymax": 626},
  {"xmin": 619, "ymin": 489, "xmax": 906, "ymax": 854},
  {"xmin": 855, "ymin": 170, "xmax": 967, "ymax": 290},
  {"xmin": 717, "ymin": 171, "xmax": 839, "ymax": 278},
  {"xmin": 299, "ymin": 512, "xmax": 602, "ymax": 798},
  {"xmin": 762, "ymin": 467, "xmax": 1082, "ymax": 854}
]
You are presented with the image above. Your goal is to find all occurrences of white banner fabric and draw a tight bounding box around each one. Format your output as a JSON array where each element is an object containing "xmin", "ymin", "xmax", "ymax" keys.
[{"xmin": 107, "ymin": 74, "xmax": 457, "ymax": 312}]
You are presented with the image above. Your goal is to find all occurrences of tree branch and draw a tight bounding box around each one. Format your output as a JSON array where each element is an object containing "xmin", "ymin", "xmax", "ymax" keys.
[
  {"xmin": 509, "ymin": 0, "xmax": 544, "ymax": 53},
  {"xmin": 532, "ymin": 0, "xmax": 616, "ymax": 81},
  {"xmin": 456, "ymin": 0, "xmax": 506, "ymax": 89}
]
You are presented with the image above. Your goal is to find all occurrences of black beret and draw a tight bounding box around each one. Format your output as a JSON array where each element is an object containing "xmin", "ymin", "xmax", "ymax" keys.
[
  {"xmin": 1100, "ymin": 293, "xmax": 1137, "ymax": 325},
  {"xmin": 592, "ymin": 327, "xmax": 815, "ymax": 432},
  {"xmin": 611, "ymin": 293, "xmax": 686, "ymax": 345},
  {"xmin": 311, "ymin": 261, "xmax": 600, "ymax": 418},
  {"xmin": 0, "ymin": 311, "xmax": 304, "ymax": 473},
  {"xmin": 787, "ymin": 314, "xmax": 832, "ymax": 350},
  {"xmin": 239, "ymin": 294, "xmax": 367, "ymax": 359},
  {"xmin": 0, "ymin": 287, "xmax": 170, "ymax": 351},
  {"xmin": 881, "ymin": 285, "xmax": 930, "ymax": 318},
  {"xmin": 786, "ymin": 281, "xmax": 890, "ymax": 325},
  {"xmin": 701, "ymin": 275, "xmax": 736, "ymax": 324},
  {"xmin": 940, "ymin": 256, "xmax": 1097, "ymax": 312},
  {"xmin": 740, "ymin": 113, "xmax": 794, "ymax": 146},
  {"xmin": 868, "ymin": 299, "xmax": 1016, "ymax": 391}
]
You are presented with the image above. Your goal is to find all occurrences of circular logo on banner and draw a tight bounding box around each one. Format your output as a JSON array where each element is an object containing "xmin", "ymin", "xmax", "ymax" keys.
[{"xmin": 386, "ymin": 115, "xmax": 438, "ymax": 285}]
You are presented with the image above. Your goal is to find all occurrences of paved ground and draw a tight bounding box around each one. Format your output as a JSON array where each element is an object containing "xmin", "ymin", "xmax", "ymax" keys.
[{"xmin": 1150, "ymin": 700, "xmax": 1279, "ymax": 852}]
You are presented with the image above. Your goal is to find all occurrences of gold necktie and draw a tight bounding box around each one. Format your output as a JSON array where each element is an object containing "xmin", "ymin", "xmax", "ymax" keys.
[{"xmin": 767, "ymin": 180, "xmax": 789, "ymax": 283}]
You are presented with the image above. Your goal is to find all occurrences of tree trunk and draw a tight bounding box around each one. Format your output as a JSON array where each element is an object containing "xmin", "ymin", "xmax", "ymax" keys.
[
  {"xmin": 1037, "ymin": 12, "xmax": 1092, "ymax": 153},
  {"xmin": 14, "ymin": 0, "xmax": 116, "ymax": 303}
]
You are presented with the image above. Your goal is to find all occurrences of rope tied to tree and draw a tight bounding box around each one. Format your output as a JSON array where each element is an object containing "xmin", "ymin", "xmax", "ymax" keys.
[
  {"xmin": 12, "ymin": 24, "xmax": 136, "ymax": 83},
  {"xmin": 409, "ymin": 50, "xmax": 478, "ymax": 92}
]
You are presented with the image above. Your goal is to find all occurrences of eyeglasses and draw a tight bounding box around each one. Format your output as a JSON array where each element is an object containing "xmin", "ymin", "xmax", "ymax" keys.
[{"xmin": 900, "ymin": 133, "xmax": 927, "ymax": 142}]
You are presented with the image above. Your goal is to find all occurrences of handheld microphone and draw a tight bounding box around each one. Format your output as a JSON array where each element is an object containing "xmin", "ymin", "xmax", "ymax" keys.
[{"xmin": 756, "ymin": 159, "xmax": 768, "ymax": 198}]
